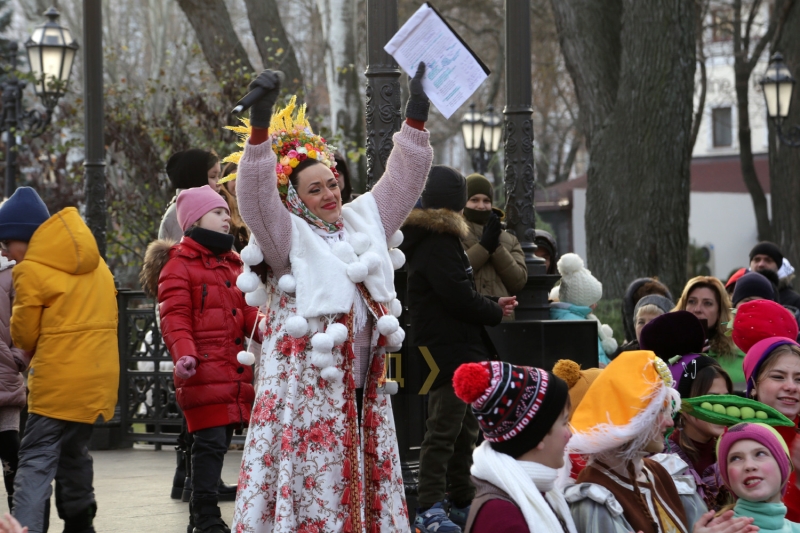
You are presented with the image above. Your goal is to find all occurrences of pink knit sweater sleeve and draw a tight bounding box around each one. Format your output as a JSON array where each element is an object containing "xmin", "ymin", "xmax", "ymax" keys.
[
  {"xmin": 236, "ymin": 141, "xmax": 293, "ymax": 278},
  {"xmin": 371, "ymin": 123, "xmax": 433, "ymax": 238}
]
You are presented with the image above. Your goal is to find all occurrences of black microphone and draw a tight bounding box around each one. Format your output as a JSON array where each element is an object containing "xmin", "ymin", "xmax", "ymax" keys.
[{"xmin": 231, "ymin": 71, "xmax": 285, "ymax": 115}]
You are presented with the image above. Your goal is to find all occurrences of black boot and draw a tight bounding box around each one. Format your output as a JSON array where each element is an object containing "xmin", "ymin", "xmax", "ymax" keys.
[
  {"xmin": 6, "ymin": 496, "xmax": 11, "ymax": 514},
  {"xmin": 182, "ymin": 450, "xmax": 193, "ymax": 503},
  {"xmin": 192, "ymin": 498, "xmax": 230, "ymax": 533},
  {"xmin": 172, "ymin": 447, "xmax": 187, "ymax": 499},
  {"xmin": 217, "ymin": 478, "xmax": 236, "ymax": 502},
  {"xmin": 62, "ymin": 502, "xmax": 97, "ymax": 533}
]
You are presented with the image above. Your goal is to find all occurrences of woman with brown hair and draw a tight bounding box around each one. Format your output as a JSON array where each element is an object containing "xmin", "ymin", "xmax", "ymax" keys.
[{"xmin": 673, "ymin": 276, "xmax": 744, "ymax": 385}]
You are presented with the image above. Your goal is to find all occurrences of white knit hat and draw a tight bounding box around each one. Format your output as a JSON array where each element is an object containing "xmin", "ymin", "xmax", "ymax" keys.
[{"xmin": 556, "ymin": 253, "xmax": 602, "ymax": 307}]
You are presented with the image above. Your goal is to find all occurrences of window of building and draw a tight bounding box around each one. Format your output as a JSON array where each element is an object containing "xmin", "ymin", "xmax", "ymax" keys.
[
  {"xmin": 712, "ymin": 107, "xmax": 733, "ymax": 147},
  {"xmin": 711, "ymin": 9, "xmax": 734, "ymax": 42}
]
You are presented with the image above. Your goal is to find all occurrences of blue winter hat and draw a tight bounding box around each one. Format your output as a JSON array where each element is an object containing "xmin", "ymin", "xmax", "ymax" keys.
[{"xmin": 0, "ymin": 187, "xmax": 51, "ymax": 242}]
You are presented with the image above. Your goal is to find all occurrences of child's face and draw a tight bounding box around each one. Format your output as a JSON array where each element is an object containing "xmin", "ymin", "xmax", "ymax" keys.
[
  {"xmin": 753, "ymin": 352, "xmax": 800, "ymax": 420},
  {"xmin": 727, "ymin": 439, "xmax": 784, "ymax": 503},
  {"xmin": 0, "ymin": 240, "xmax": 28, "ymax": 263},
  {"xmin": 644, "ymin": 407, "xmax": 675, "ymax": 454},
  {"xmin": 521, "ymin": 403, "xmax": 572, "ymax": 468},
  {"xmin": 197, "ymin": 208, "xmax": 230, "ymax": 234}
]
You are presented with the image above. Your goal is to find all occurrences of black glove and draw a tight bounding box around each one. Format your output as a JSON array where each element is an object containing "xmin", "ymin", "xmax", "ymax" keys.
[
  {"xmin": 479, "ymin": 213, "xmax": 501, "ymax": 253},
  {"xmin": 404, "ymin": 63, "xmax": 430, "ymax": 122},
  {"xmin": 249, "ymin": 70, "xmax": 284, "ymax": 129}
]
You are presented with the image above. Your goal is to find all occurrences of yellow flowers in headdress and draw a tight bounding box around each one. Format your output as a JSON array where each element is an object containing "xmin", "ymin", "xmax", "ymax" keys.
[{"xmin": 220, "ymin": 96, "xmax": 337, "ymax": 202}]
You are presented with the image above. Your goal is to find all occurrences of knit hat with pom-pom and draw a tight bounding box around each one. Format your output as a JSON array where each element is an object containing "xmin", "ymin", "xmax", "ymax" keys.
[
  {"xmin": 552, "ymin": 359, "xmax": 602, "ymax": 421},
  {"xmin": 557, "ymin": 253, "xmax": 603, "ymax": 307},
  {"xmin": 453, "ymin": 361, "xmax": 568, "ymax": 458}
]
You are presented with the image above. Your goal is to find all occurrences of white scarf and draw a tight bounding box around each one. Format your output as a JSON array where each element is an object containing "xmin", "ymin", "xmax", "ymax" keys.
[{"xmin": 471, "ymin": 441, "xmax": 578, "ymax": 533}]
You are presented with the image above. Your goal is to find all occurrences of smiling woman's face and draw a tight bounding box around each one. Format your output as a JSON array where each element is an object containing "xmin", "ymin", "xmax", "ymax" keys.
[{"xmin": 295, "ymin": 164, "xmax": 342, "ymax": 223}]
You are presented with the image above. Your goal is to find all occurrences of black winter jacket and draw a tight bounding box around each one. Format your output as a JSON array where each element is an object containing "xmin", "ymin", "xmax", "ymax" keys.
[{"xmin": 400, "ymin": 208, "xmax": 502, "ymax": 389}]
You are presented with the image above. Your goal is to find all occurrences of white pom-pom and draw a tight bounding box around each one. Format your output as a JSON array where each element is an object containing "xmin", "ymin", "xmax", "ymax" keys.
[
  {"xmin": 549, "ymin": 285, "xmax": 560, "ymax": 302},
  {"xmin": 285, "ymin": 315, "xmax": 309, "ymax": 338},
  {"xmin": 331, "ymin": 241, "xmax": 357, "ymax": 264},
  {"xmin": 278, "ymin": 274, "xmax": 297, "ymax": 294},
  {"xmin": 359, "ymin": 251, "xmax": 382, "ymax": 273},
  {"xmin": 377, "ymin": 315, "xmax": 400, "ymax": 336},
  {"xmin": 347, "ymin": 262, "xmax": 369, "ymax": 283},
  {"xmin": 386, "ymin": 327, "xmax": 405, "ymax": 348},
  {"xmin": 245, "ymin": 287, "xmax": 268, "ymax": 307},
  {"xmin": 557, "ymin": 253, "xmax": 585, "ymax": 276},
  {"xmin": 311, "ymin": 350, "xmax": 335, "ymax": 368},
  {"xmin": 258, "ymin": 318, "xmax": 267, "ymax": 335},
  {"xmin": 320, "ymin": 366, "xmax": 343, "ymax": 382},
  {"xmin": 390, "ymin": 299, "xmax": 402, "ymax": 318},
  {"xmin": 237, "ymin": 350, "xmax": 256, "ymax": 365},
  {"xmin": 236, "ymin": 271, "xmax": 260, "ymax": 293},
  {"xmin": 350, "ymin": 233, "xmax": 371, "ymax": 255},
  {"xmin": 240, "ymin": 244, "xmax": 264, "ymax": 266},
  {"xmin": 389, "ymin": 248, "xmax": 405, "ymax": 270},
  {"xmin": 600, "ymin": 323, "xmax": 613, "ymax": 339},
  {"xmin": 388, "ymin": 230, "xmax": 404, "ymax": 249},
  {"xmin": 602, "ymin": 337, "xmax": 618, "ymax": 355},
  {"xmin": 326, "ymin": 323, "xmax": 348, "ymax": 346},
  {"xmin": 311, "ymin": 332, "xmax": 334, "ymax": 353}
]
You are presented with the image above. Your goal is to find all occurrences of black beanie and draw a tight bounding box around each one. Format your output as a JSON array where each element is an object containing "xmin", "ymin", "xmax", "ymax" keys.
[
  {"xmin": 166, "ymin": 149, "xmax": 216, "ymax": 190},
  {"xmin": 453, "ymin": 361, "xmax": 569, "ymax": 459},
  {"xmin": 421, "ymin": 166, "xmax": 467, "ymax": 211},
  {"xmin": 466, "ymin": 173, "xmax": 493, "ymax": 201},
  {"xmin": 732, "ymin": 271, "xmax": 776, "ymax": 306},
  {"xmin": 749, "ymin": 241, "xmax": 783, "ymax": 269}
]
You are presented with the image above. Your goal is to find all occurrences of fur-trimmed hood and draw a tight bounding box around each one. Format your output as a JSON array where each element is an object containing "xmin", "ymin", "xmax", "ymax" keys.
[
  {"xmin": 400, "ymin": 208, "xmax": 469, "ymax": 259},
  {"xmin": 140, "ymin": 239, "xmax": 177, "ymax": 298}
]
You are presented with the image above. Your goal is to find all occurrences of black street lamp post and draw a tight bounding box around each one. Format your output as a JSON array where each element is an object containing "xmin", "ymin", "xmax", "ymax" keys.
[
  {"xmin": 460, "ymin": 103, "xmax": 502, "ymax": 175},
  {"xmin": 761, "ymin": 52, "xmax": 800, "ymax": 148},
  {"xmin": 2, "ymin": 8, "xmax": 77, "ymax": 198}
]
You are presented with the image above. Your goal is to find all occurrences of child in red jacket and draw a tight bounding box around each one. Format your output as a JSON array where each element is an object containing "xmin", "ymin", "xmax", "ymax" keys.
[{"xmin": 142, "ymin": 185, "xmax": 262, "ymax": 533}]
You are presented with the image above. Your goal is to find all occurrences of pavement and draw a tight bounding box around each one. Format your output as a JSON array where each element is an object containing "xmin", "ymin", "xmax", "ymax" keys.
[{"xmin": 0, "ymin": 446, "xmax": 243, "ymax": 533}]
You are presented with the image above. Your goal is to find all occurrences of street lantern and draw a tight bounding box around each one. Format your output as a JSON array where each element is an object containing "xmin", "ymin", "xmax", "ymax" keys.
[
  {"xmin": 461, "ymin": 103, "xmax": 502, "ymax": 174},
  {"xmin": 460, "ymin": 103, "xmax": 484, "ymax": 151},
  {"xmin": 760, "ymin": 52, "xmax": 799, "ymax": 148},
  {"xmin": 25, "ymin": 7, "xmax": 79, "ymax": 111},
  {"xmin": 481, "ymin": 105, "xmax": 503, "ymax": 153}
]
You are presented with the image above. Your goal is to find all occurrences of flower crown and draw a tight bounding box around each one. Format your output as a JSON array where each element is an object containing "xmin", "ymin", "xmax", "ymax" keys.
[{"xmin": 221, "ymin": 96, "xmax": 338, "ymax": 203}]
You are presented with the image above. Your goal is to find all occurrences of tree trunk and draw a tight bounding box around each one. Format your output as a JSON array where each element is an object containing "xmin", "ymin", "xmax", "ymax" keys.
[
  {"xmin": 242, "ymin": 0, "xmax": 305, "ymax": 96},
  {"xmin": 175, "ymin": 0, "xmax": 254, "ymax": 104},
  {"xmin": 734, "ymin": 65, "xmax": 773, "ymax": 241},
  {"xmin": 316, "ymin": 0, "xmax": 366, "ymax": 191},
  {"xmin": 770, "ymin": 0, "xmax": 800, "ymax": 289},
  {"xmin": 552, "ymin": 0, "xmax": 695, "ymax": 297}
]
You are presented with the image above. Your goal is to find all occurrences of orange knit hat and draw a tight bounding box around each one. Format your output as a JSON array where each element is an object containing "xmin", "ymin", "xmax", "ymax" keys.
[{"xmin": 569, "ymin": 350, "xmax": 679, "ymax": 458}]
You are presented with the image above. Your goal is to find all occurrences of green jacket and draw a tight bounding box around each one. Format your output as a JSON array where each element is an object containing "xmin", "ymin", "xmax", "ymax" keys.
[
  {"xmin": 707, "ymin": 347, "xmax": 746, "ymax": 390},
  {"xmin": 461, "ymin": 219, "xmax": 527, "ymax": 299}
]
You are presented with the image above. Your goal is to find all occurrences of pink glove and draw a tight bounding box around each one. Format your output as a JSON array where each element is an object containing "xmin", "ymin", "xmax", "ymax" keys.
[{"xmin": 174, "ymin": 356, "xmax": 197, "ymax": 380}]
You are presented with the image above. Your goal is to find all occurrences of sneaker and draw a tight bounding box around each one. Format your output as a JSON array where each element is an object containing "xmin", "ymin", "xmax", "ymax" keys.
[
  {"xmin": 414, "ymin": 502, "xmax": 462, "ymax": 533},
  {"xmin": 448, "ymin": 502, "xmax": 470, "ymax": 530}
]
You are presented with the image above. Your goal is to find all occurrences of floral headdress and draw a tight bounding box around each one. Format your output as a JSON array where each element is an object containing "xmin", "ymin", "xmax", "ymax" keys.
[{"xmin": 220, "ymin": 96, "xmax": 338, "ymax": 205}]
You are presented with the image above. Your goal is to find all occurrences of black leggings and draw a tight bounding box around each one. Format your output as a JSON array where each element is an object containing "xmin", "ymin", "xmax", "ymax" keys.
[{"xmin": 0, "ymin": 429, "xmax": 19, "ymax": 500}]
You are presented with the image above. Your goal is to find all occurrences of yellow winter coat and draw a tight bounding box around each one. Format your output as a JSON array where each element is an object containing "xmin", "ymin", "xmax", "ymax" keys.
[{"xmin": 11, "ymin": 207, "xmax": 119, "ymax": 423}]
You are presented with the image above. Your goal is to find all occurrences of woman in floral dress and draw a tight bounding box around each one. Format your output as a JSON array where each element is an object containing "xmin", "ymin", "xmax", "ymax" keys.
[{"xmin": 230, "ymin": 66, "xmax": 433, "ymax": 533}]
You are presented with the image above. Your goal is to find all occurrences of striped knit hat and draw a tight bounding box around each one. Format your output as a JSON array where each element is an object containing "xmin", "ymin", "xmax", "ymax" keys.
[{"xmin": 453, "ymin": 361, "xmax": 568, "ymax": 458}]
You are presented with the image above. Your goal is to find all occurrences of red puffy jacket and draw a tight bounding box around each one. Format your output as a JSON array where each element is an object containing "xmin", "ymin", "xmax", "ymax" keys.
[{"xmin": 158, "ymin": 237, "xmax": 261, "ymax": 433}]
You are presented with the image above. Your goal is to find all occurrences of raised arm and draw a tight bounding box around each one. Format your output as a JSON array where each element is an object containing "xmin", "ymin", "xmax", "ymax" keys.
[
  {"xmin": 372, "ymin": 63, "xmax": 434, "ymax": 238},
  {"xmin": 235, "ymin": 70, "xmax": 292, "ymax": 279},
  {"xmin": 371, "ymin": 124, "xmax": 433, "ymax": 238},
  {"xmin": 236, "ymin": 140, "xmax": 292, "ymax": 278}
]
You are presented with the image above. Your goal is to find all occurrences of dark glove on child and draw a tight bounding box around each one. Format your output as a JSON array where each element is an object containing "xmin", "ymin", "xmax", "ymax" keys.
[
  {"xmin": 249, "ymin": 70, "xmax": 284, "ymax": 129},
  {"xmin": 405, "ymin": 63, "xmax": 430, "ymax": 122},
  {"xmin": 480, "ymin": 213, "xmax": 502, "ymax": 253}
]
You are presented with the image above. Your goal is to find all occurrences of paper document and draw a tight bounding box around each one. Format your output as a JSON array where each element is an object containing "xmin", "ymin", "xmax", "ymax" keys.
[{"xmin": 384, "ymin": 3, "xmax": 490, "ymax": 119}]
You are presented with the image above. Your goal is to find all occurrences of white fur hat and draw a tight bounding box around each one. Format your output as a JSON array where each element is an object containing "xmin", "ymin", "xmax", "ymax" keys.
[{"xmin": 556, "ymin": 253, "xmax": 602, "ymax": 307}]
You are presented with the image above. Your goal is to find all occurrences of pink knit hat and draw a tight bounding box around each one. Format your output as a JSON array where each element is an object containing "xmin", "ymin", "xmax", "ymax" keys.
[
  {"xmin": 717, "ymin": 422, "xmax": 792, "ymax": 496},
  {"xmin": 176, "ymin": 185, "xmax": 229, "ymax": 232}
]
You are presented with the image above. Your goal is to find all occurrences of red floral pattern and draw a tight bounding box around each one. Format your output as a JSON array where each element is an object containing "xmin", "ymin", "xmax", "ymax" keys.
[{"xmin": 232, "ymin": 277, "xmax": 409, "ymax": 533}]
